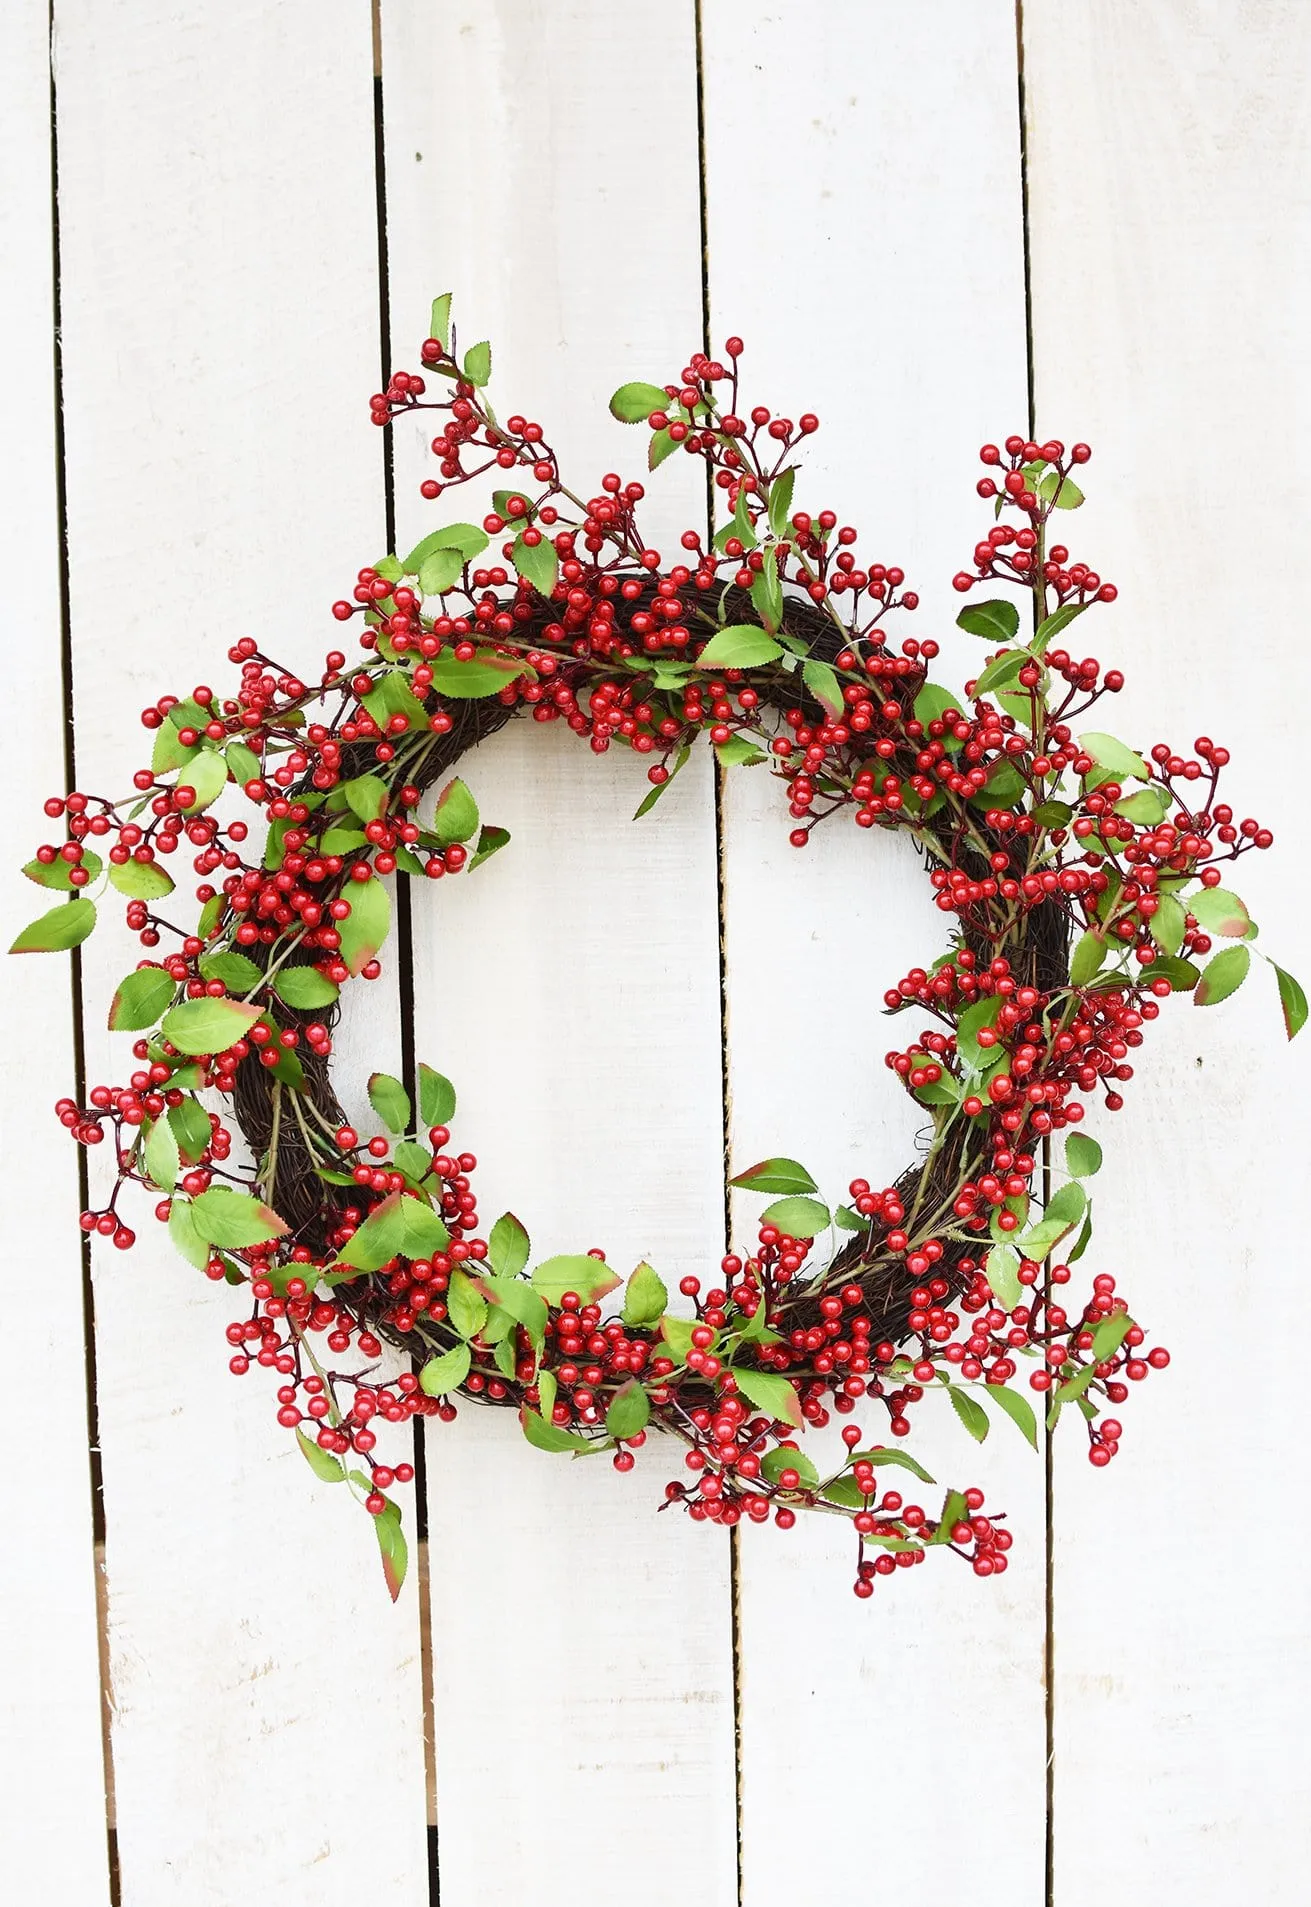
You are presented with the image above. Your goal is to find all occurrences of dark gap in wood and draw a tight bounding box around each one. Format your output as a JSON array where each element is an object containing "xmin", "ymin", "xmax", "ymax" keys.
[
  {"xmin": 694, "ymin": 5, "xmax": 745, "ymax": 1901},
  {"xmin": 48, "ymin": 5, "xmax": 119, "ymax": 1898},
  {"xmin": 372, "ymin": 6, "xmax": 441, "ymax": 1893},
  {"xmin": 1014, "ymin": 6, "xmax": 1057, "ymax": 1903}
]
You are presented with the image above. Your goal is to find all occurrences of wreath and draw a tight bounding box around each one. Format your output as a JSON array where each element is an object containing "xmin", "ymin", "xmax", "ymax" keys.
[{"xmin": 15, "ymin": 295, "xmax": 1304, "ymax": 1600}]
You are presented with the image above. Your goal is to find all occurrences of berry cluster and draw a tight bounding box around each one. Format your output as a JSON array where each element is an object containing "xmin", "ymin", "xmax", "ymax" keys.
[{"xmin": 14, "ymin": 297, "xmax": 1303, "ymax": 1600}]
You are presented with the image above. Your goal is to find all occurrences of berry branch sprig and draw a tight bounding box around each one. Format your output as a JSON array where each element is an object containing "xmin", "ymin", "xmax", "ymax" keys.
[{"xmin": 14, "ymin": 294, "xmax": 1305, "ymax": 1601}]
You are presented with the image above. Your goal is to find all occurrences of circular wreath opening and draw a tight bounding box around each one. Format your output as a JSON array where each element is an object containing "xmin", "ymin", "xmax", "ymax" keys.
[{"xmin": 16, "ymin": 299, "xmax": 1302, "ymax": 1601}]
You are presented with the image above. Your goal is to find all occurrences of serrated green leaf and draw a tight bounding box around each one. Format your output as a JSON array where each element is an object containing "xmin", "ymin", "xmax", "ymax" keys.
[
  {"xmin": 731, "ymin": 1368, "xmax": 803, "ymax": 1430},
  {"xmin": 462, "ymin": 339, "xmax": 491, "ymax": 386},
  {"xmin": 759, "ymin": 1195, "xmax": 829, "ymax": 1238},
  {"xmin": 296, "ymin": 1428, "xmax": 346, "ymax": 1482},
  {"xmin": 161, "ymin": 996, "xmax": 261, "ymax": 1055},
  {"xmin": 609, "ymin": 380, "xmax": 668, "ymax": 423},
  {"xmin": 521, "ymin": 1409, "xmax": 595, "ymax": 1453},
  {"xmin": 849, "ymin": 1446, "xmax": 937, "ymax": 1485},
  {"xmin": 1274, "ymin": 962, "xmax": 1308, "ymax": 1040},
  {"xmin": 274, "ymin": 965, "xmax": 338, "ymax": 1010},
  {"xmin": 143, "ymin": 1114, "xmax": 180, "ymax": 1192},
  {"xmin": 176, "ymin": 749, "xmax": 229, "ymax": 812},
  {"xmin": 469, "ymin": 823, "xmax": 510, "ymax": 871},
  {"xmin": 23, "ymin": 849, "xmax": 103, "ymax": 891},
  {"xmin": 417, "ymin": 1063, "xmax": 456, "ymax": 1128},
  {"xmin": 605, "ymin": 1379, "xmax": 651, "ymax": 1440},
  {"xmin": 368, "ymin": 1072, "xmax": 411, "ymax": 1134},
  {"xmin": 1069, "ymin": 928, "xmax": 1108, "ymax": 988},
  {"xmin": 373, "ymin": 1495, "xmax": 408, "ymax": 1601},
  {"xmin": 985, "ymin": 1244, "xmax": 1022, "ymax": 1311},
  {"xmin": 801, "ymin": 658, "xmax": 843, "ymax": 720},
  {"xmin": 1065, "ymin": 1133, "xmax": 1103, "ymax": 1178},
  {"xmin": 1148, "ymin": 893, "xmax": 1187, "ymax": 956},
  {"xmin": 1194, "ymin": 943, "xmax": 1250, "ymax": 1006},
  {"xmin": 419, "ymin": 1342, "xmax": 472, "ymax": 1396},
  {"xmin": 621, "ymin": 1262, "xmax": 668, "ymax": 1327},
  {"xmin": 433, "ymin": 778, "xmax": 479, "ymax": 846},
  {"xmin": 948, "ymin": 1386, "xmax": 990, "ymax": 1442},
  {"xmin": 198, "ymin": 949, "xmax": 262, "ymax": 991},
  {"xmin": 1079, "ymin": 732, "xmax": 1151, "ymax": 782},
  {"xmin": 109, "ymin": 858, "xmax": 175, "ymax": 900},
  {"xmin": 695, "ymin": 625, "xmax": 783, "ymax": 669},
  {"xmin": 985, "ymin": 1383, "xmax": 1039, "ymax": 1449},
  {"xmin": 337, "ymin": 876, "xmax": 391, "ymax": 976},
  {"xmin": 343, "ymin": 773, "xmax": 389, "ymax": 824},
  {"xmin": 190, "ymin": 1186, "xmax": 288, "ymax": 1247},
  {"xmin": 511, "ymin": 532, "xmax": 558, "ymax": 599},
  {"xmin": 530, "ymin": 1254, "xmax": 620, "ymax": 1305},
  {"xmin": 427, "ymin": 650, "xmax": 533, "ymax": 699},
  {"xmin": 488, "ymin": 1211, "xmax": 531, "ymax": 1280},
  {"xmin": 447, "ymin": 1267, "xmax": 488, "ymax": 1340},
  {"xmin": 761, "ymin": 1446, "xmax": 819, "ymax": 1489},
  {"xmin": 956, "ymin": 599, "xmax": 1020, "ymax": 643},
  {"xmin": 429, "ymin": 292, "xmax": 452, "ymax": 352},
  {"xmin": 730, "ymin": 1157, "xmax": 818, "ymax": 1196},
  {"xmin": 1189, "ymin": 887, "xmax": 1253, "ymax": 939},
  {"xmin": 109, "ymin": 965, "xmax": 176, "ymax": 1030},
  {"xmin": 168, "ymin": 1197, "xmax": 211, "ymax": 1270},
  {"xmin": 168, "ymin": 1098, "xmax": 211, "ymax": 1163}
]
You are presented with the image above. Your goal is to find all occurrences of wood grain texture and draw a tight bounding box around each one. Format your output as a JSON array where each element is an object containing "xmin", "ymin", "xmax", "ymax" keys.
[
  {"xmin": 701, "ymin": 8, "xmax": 1047, "ymax": 1903},
  {"xmin": 51, "ymin": 4, "xmax": 429, "ymax": 1900},
  {"xmin": 0, "ymin": 5, "xmax": 112, "ymax": 1899},
  {"xmin": 379, "ymin": 4, "xmax": 738, "ymax": 1903},
  {"xmin": 1024, "ymin": 5, "xmax": 1311, "ymax": 1900}
]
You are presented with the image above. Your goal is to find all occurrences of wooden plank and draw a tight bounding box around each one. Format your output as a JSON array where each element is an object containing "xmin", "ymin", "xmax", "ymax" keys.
[
  {"xmin": 1023, "ymin": 6, "xmax": 1311, "ymax": 1900},
  {"xmin": 0, "ymin": 5, "xmax": 112, "ymax": 1900},
  {"xmin": 378, "ymin": 4, "xmax": 738, "ymax": 1901},
  {"xmin": 52, "ymin": 4, "xmax": 430, "ymax": 1899},
  {"xmin": 701, "ymin": 9, "xmax": 1047, "ymax": 1903}
]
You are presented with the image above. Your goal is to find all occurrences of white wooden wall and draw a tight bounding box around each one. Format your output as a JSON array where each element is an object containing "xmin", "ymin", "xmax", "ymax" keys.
[{"xmin": 2, "ymin": 4, "xmax": 1308, "ymax": 1903}]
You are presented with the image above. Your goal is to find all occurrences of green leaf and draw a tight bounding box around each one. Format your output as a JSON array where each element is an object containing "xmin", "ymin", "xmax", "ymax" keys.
[
  {"xmin": 417, "ymin": 1063, "xmax": 456, "ymax": 1128},
  {"xmin": 1065, "ymin": 1133, "xmax": 1103, "ymax": 1178},
  {"xmin": 1090, "ymin": 1311, "xmax": 1134, "ymax": 1361},
  {"xmin": 23, "ymin": 849, "xmax": 102, "ymax": 891},
  {"xmin": 373, "ymin": 1496, "xmax": 408, "ymax": 1602},
  {"xmin": 648, "ymin": 426, "xmax": 679, "ymax": 471},
  {"xmin": 1189, "ymin": 887, "xmax": 1253, "ymax": 939},
  {"xmin": 749, "ymin": 548, "xmax": 784, "ymax": 632},
  {"xmin": 985, "ymin": 1244, "xmax": 1022, "ymax": 1311},
  {"xmin": 198, "ymin": 949, "xmax": 262, "ymax": 991},
  {"xmin": 929, "ymin": 1488, "xmax": 971, "ymax": 1545},
  {"xmin": 360, "ymin": 668, "xmax": 432, "ymax": 739},
  {"xmin": 168, "ymin": 1098, "xmax": 212, "ymax": 1163},
  {"xmin": 972, "ymin": 650, "xmax": 1027, "ymax": 698},
  {"xmin": 1146, "ymin": 952, "xmax": 1202, "ymax": 992},
  {"xmin": 427, "ymin": 650, "xmax": 533, "ymax": 698},
  {"xmin": 462, "ymin": 339, "xmax": 491, "ymax": 386},
  {"xmin": 834, "ymin": 1203, "xmax": 866, "ymax": 1233},
  {"xmin": 948, "ymin": 1386, "xmax": 990, "ymax": 1443},
  {"xmin": 168, "ymin": 1197, "xmax": 211, "ymax": 1270},
  {"xmin": 273, "ymin": 965, "xmax": 338, "ymax": 1011},
  {"xmin": 392, "ymin": 1141, "xmax": 433, "ymax": 1185},
  {"xmin": 429, "ymin": 292, "xmax": 452, "ymax": 352},
  {"xmin": 1194, "ymin": 943, "xmax": 1250, "ymax": 1006},
  {"xmin": 334, "ymin": 1190, "xmax": 449, "ymax": 1273},
  {"xmin": 404, "ymin": 520, "xmax": 490, "ymax": 567},
  {"xmin": 605, "ymin": 1379, "xmax": 651, "ymax": 1440},
  {"xmin": 521, "ymin": 1409, "xmax": 594, "ymax": 1454},
  {"xmin": 9, "ymin": 895, "xmax": 97, "ymax": 955},
  {"xmin": 1015, "ymin": 1181, "xmax": 1086, "ymax": 1260},
  {"xmin": 761, "ymin": 1446, "xmax": 819, "ymax": 1489},
  {"xmin": 695, "ymin": 625, "xmax": 783, "ymax": 669},
  {"xmin": 848, "ymin": 1446, "xmax": 937, "ymax": 1485},
  {"xmin": 296, "ymin": 1428, "xmax": 346, "ymax": 1482},
  {"xmin": 659, "ymin": 1313, "xmax": 697, "ymax": 1362},
  {"xmin": 190, "ymin": 1186, "xmax": 288, "ymax": 1247},
  {"xmin": 1032, "ymin": 799, "xmax": 1074, "ymax": 827},
  {"xmin": 985, "ymin": 1383, "xmax": 1039, "ymax": 1449},
  {"xmin": 143, "ymin": 1115, "xmax": 180, "ymax": 1192},
  {"xmin": 511, "ymin": 532, "xmax": 559, "ymax": 599},
  {"xmin": 1078, "ymin": 732, "xmax": 1151, "ymax": 782},
  {"xmin": 730, "ymin": 1157, "xmax": 818, "ymax": 1197},
  {"xmin": 731, "ymin": 1368, "xmax": 803, "ymax": 1430},
  {"xmin": 151, "ymin": 720, "xmax": 199, "ymax": 774},
  {"xmin": 714, "ymin": 735, "xmax": 768, "ymax": 768},
  {"xmin": 531, "ymin": 1254, "xmax": 621, "ymax": 1305},
  {"xmin": 1069, "ymin": 929, "xmax": 1108, "ymax": 988},
  {"xmin": 108, "ymin": 858, "xmax": 175, "ymax": 900},
  {"xmin": 609, "ymin": 380, "xmax": 668, "ymax": 423},
  {"xmin": 801, "ymin": 659, "xmax": 844, "ymax": 721},
  {"xmin": 161, "ymin": 996, "xmax": 261, "ymax": 1055},
  {"xmin": 368, "ymin": 1072, "xmax": 411, "ymax": 1134},
  {"xmin": 109, "ymin": 965, "xmax": 176, "ymax": 1030},
  {"xmin": 1148, "ymin": 893, "xmax": 1187, "ymax": 956},
  {"xmin": 1032, "ymin": 601, "xmax": 1086, "ymax": 654},
  {"xmin": 337, "ymin": 876, "xmax": 391, "ymax": 976},
  {"xmin": 488, "ymin": 1211, "xmax": 531, "ymax": 1280},
  {"xmin": 1113, "ymin": 787, "xmax": 1168, "ymax": 826},
  {"xmin": 447, "ymin": 1267, "xmax": 488, "ymax": 1340},
  {"xmin": 433, "ymin": 777, "xmax": 480, "ymax": 846},
  {"xmin": 956, "ymin": 995, "xmax": 1003, "ymax": 1069},
  {"xmin": 469, "ymin": 823, "xmax": 510, "ymax": 871},
  {"xmin": 343, "ymin": 773, "xmax": 389, "ymax": 824},
  {"xmin": 476, "ymin": 1273, "xmax": 549, "ymax": 1349},
  {"xmin": 767, "ymin": 467, "xmax": 796, "ymax": 538},
  {"xmin": 1274, "ymin": 962, "xmax": 1309, "ymax": 1040},
  {"xmin": 1038, "ymin": 469, "xmax": 1084, "ymax": 509},
  {"xmin": 622, "ymin": 1262, "xmax": 668, "ymax": 1327},
  {"xmin": 176, "ymin": 749, "xmax": 229, "ymax": 812},
  {"xmin": 634, "ymin": 740, "xmax": 692, "ymax": 818},
  {"xmin": 417, "ymin": 546, "xmax": 466, "ymax": 595},
  {"xmin": 956, "ymin": 598, "xmax": 1020, "ymax": 643},
  {"xmin": 225, "ymin": 740, "xmax": 262, "ymax": 785},
  {"xmin": 759, "ymin": 1195, "xmax": 829, "ymax": 1238},
  {"xmin": 419, "ymin": 1342, "xmax": 472, "ymax": 1396}
]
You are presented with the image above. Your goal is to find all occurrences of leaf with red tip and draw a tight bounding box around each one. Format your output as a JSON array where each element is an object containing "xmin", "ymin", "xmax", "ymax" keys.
[
  {"xmin": 372, "ymin": 1496, "xmax": 408, "ymax": 1601},
  {"xmin": 731, "ymin": 1367, "xmax": 804, "ymax": 1431},
  {"xmin": 1194, "ymin": 943, "xmax": 1250, "ymax": 1006},
  {"xmin": 1275, "ymin": 962, "xmax": 1308, "ymax": 1040}
]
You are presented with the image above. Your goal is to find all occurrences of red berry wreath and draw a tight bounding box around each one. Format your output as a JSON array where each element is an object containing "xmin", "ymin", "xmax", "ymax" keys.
[{"xmin": 14, "ymin": 296, "xmax": 1304, "ymax": 1600}]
